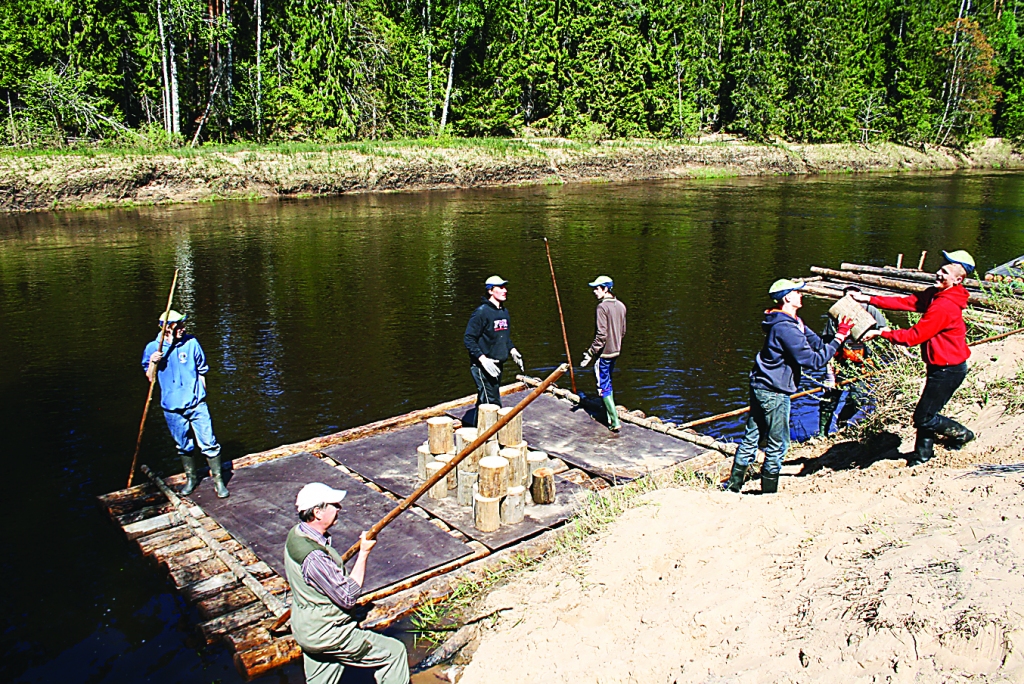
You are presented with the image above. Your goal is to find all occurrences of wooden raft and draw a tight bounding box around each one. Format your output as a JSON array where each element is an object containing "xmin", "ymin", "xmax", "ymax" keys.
[{"xmin": 97, "ymin": 380, "xmax": 720, "ymax": 679}]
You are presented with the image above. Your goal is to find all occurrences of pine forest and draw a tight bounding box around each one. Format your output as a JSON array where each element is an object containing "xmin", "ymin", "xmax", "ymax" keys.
[{"xmin": 1, "ymin": 0, "xmax": 1023, "ymax": 148}]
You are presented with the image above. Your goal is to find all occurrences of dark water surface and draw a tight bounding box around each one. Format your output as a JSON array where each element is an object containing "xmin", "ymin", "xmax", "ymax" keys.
[{"xmin": 3, "ymin": 171, "xmax": 1023, "ymax": 682}]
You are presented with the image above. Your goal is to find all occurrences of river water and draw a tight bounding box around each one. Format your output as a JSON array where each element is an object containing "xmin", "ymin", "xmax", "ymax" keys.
[{"xmin": 2, "ymin": 171, "xmax": 1023, "ymax": 683}]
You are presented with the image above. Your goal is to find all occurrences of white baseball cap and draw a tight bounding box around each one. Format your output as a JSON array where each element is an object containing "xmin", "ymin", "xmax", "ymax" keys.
[{"xmin": 295, "ymin": 482, "xmax": 347, "ymax": 511}]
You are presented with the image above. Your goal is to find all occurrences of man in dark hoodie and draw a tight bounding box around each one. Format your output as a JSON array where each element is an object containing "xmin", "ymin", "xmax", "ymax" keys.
[
  {"xmin": 725, "ymin": 279, "xmax": 853, "ymax": 494},
  {"xmin": 464, "ymin": 275, "xmax": 524, "ymax": 408},
  {"xmin": 857, "ymin": 250, "xmax": 975, "ymax": 466}
]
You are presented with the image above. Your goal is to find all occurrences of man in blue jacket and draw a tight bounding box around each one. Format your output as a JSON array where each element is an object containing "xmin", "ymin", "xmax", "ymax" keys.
[
  {"xmin": 725, "ymin": 280, "xmax": 852, "ymax": 494},
  {"xmin": 142, "ymin": 310, "xmax": 228, "ymax": 498},
  {"xmin": 463, "ymin": 276, "xmax": 524, "ymax": 409}
]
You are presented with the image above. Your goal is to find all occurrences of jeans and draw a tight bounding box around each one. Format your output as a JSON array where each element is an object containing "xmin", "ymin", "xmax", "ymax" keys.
[
  {"xmin": 595, "ymin": 357, "xmax": 617, "ymax": 397},
  {"xmin": 470, "ymin": 363, "xmax": 503, "ymax": 407},
  {"xmin": 734, "ymin": 386, "xmax": 791, "ymax": 475},
  {"xmin": 163, "ymin": 401, "xmax": 221, "ymax": 459},
  {"xmin": 913, "ymin": 362, "xmax": 968, "ymax": 436}
]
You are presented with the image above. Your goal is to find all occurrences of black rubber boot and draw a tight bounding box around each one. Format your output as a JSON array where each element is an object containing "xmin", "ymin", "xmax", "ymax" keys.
[
  {"xmin": 179, "ymin": 453, "xmax": 200, "ymax": 496},
  {"xmin": 761, "ymin": 471, "xmax": 780, "ymax": 494},
  {"xmin": 208, "ymin": 455, "xmax": 229, "ymax": 498},
  {"xmin": 724, "ymin": 463, "xmax": 748, "ymax": 492},
  {"xmin": 933, "ymin": 415, "xmax": 975, "ymax": 450},
  {"xmin": 906, "ymin": 434, "xmax": 935, "ymax": 467}
]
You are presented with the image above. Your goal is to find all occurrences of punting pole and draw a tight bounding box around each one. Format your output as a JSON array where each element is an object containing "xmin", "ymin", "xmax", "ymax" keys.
[
  {"xmin": 678, "ymin": 326, "xmax": 1024, "ymax": 430},
  {"xmin": 127, "ymin": 268, "xmax": 180, "ymax": 488},
  {"xmin": 543, "ymin": 238, "xmax": 577, "ymax": 393},
  {"xmin": 270, "ymin": 363, "xmax": 569, "ymax": 633},
  {"xmin": 917, "ymin": 250, "xmax": 927, "ymax": 270}
]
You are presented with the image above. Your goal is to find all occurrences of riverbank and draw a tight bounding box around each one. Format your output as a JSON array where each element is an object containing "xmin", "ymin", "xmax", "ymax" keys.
[
  {"xmin": 426, "ymin": 332, "xmax": 1024, "ymax": 683},
  {"xmin": 2, "ymin": 137, "xmax": 1022, "ymax": 212}
]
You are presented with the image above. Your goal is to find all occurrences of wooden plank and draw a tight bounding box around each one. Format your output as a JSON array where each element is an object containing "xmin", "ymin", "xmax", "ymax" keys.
[
  {"xmin": 137, "ymin": 525, "xmax": 191, "ymax": 555},
  {"xmin": 198, "ymin": 577, "xmax": 288, "ymax": 620},
  {"xmin": 115, "ymin": 502, "xmax": 174, "ymax": 526},
  {"xmin": 234, "ymin": 636, "xmax": 302, "ymax": 680},
  {"xmin": 199, "ymin": 602, "xmax": 271, "ymax": 644},
  {"xmin": 152, "ymin": 536, "xmax": 207, "ymax": 563},
  {"xmin": 173, "ymin": 558, "xmax": 231, "ymax": 593},
  {"xmin": 102, "ymin": 489, "xmax": 168, "ymax": 517},
  {"xmin": 124, "ymin": 512, "xmax": 180, "ymax": 540},
  {"xmin": 223, "ymin": 623, "xmax": 274, "ymax": 654},
  {"xmin": 183, "ymin": 561, "xmax": 276, "ymax": 602}
]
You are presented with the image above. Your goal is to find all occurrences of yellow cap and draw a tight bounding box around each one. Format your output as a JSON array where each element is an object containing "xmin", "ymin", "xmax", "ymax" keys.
[
  {"xmin": 768, "ymin": 278, "xmax": 805, "ymax": 300},
  {"xmin": 588, "ymin": 275, "xmax": 614, "ymax": 288},
  {"xmin": 484, "ymin": 275, "xmax": 508, "ymax": 288},
  {"xmin": 942, "ymin": 250, "xmax": 976, "ymax": 274},
  {"xmin": 157, "ymin": 310, "xmax": 187, "ymax": 326}
]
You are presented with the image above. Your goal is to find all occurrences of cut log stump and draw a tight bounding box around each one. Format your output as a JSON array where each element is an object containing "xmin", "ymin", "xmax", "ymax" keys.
[
  {"xmin": 457, "ymin": 469, "xmax": 478, "ymax": 506},
  {"xmin": 530, "ymin": 467, "xmax": 556, "ymax": 505},
  {"xmin": 427, "ymin": 416, "xmax": 455, "ymax": 455},
  {"xmin": 455, "ymin": 427, "xmax": 482, "ymax": 472},
  {"xmin": 417, "ymin": 443, "xmax": 434, "ymax": 480},
  {"xmin": 478, "ymin": 456, "xmax": 509, "ymax": 499},
  {"xmin": 426, "ymin": 463, "xmax": 448, "ymax": 500},
  {"xmin": 500, "ymin": 446, "xmax": 528, "ymax": 490},
  {"xmin": 497, "ymin": 407, "xmax": 523, "ymax": 446},
  {"xmin": 501, "ymin": 486, "xmax": 526, "ymax": 524},
  {"xmin": 477, "ymin": 403, "xmax": 500, "ymax": 435},
  {"xmin": 473, "ymin": 493, "xmax": 501, "ymax": 532}
]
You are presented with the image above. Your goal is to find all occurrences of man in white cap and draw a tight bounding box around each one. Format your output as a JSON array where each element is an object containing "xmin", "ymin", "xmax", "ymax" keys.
[
  {"xmin": 141, "ymin": 310, "xmax": 227, "ymax": 498},
  {"xmin": 858, "ymin": 250, "xmax": 976, "ymax": 466},
  {"xmin": 581, "ymin": 275, "xmax": 626, "ymax": 431},
  {"xmin": 284, "ymin": 483, "xmax": 409, "ymax": 684},
  {"xmin": 463, "ymin": 275, "xmax": 524, "ymax": 410},
  {"xmin": 726, "ymin": 280, "xmax": 852, "ymax": 494}
]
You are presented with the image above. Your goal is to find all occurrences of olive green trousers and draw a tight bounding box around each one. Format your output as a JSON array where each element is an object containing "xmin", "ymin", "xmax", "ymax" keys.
[{"xmin": 302, "ymin": 629, "xmax": 409, "ymax": 684}]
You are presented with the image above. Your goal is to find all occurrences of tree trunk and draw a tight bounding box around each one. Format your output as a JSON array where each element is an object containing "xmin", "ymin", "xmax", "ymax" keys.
[
  {"xmin": 168, "ymin": 30, "xmax": 181, "ymax": 136},
  {"xmin": 156, "ymin": 0, "xmax": 172, "ymax": 133},
  {"xmin": 254, "ymin": 0, "xmax": 262, "ymax": 139},
  {"xmin": 438, "ymin": 0, "xmax": 461, "ymax": 135}
]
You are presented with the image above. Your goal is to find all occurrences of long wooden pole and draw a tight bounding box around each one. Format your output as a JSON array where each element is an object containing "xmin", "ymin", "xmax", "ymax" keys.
[
  {"xmin": 543, "ymin": 238, "xmax": 577, "ymax": 393},
  {"xmin": 127, "ymin": 268, "xmax": 180, "ymax": 488},
  {"xmin": 270, "ymin": 363, "xmax": 568, "ymax": 632},
  {"xmin": 679, "ymin": 326, "xmax": 1024, "ymax": 430}
]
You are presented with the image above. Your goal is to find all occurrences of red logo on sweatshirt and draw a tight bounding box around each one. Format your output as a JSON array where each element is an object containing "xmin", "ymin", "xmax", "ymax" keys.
[{"xmin": 493, "ymin": 319, "xmax": 508, "ymax": 332}]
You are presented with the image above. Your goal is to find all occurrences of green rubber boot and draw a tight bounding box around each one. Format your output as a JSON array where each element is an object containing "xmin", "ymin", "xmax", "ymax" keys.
[
  {"xmin": 179, "ymin": 453, "xmax": 200, "ymax": 496},
  {"xmin": 603, "ymin": 393, "xmax": 621, "ymax": 432},
  {"xmin": 207, "ymin": 454, "xmax": 229, "ymax": 498},
  {"xmin": 724, "ymin": 463, "xmax": 748, "ymax": 492},
  {"xmin": 761, "ymin": 471, "xmax": 780, "ymax": 494}
]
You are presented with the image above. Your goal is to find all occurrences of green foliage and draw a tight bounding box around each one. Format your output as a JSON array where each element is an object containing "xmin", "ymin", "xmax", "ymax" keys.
[{"xmin": 1, "ymin": 0, "xmax": 1023, "ymax": 147}]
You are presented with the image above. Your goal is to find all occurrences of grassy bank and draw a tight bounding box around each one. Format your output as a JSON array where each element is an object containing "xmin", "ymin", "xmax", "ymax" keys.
[{"xmin": 2, "ymin": 136, "xmax": 1022, "ymax": 213}]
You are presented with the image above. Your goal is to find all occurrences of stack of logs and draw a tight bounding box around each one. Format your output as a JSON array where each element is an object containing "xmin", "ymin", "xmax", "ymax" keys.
[{"xmin": 418, "ymin": 406, "xmax": 556, "ymax": 533}]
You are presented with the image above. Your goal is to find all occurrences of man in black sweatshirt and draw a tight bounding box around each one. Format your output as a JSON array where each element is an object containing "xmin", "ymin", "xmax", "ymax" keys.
[{"xmin": 464, "ymin": 275, "xmax": 524, "ymax": 408}]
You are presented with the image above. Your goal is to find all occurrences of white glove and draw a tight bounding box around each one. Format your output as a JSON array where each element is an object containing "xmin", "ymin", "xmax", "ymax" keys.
[
  {"xmin": 580, "ymin": 351, "xmax": 593, "ymax": 367},
  {"xmin": 510, "ymin": 348, "xmax": 524, "ymax": 372},
  {"xmin": 478, "ymin": 356, "xmax": 501, "ymax": 378}
]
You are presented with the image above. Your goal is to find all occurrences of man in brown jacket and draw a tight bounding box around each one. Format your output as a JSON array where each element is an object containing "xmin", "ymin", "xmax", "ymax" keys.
[{"xmin": 581, "ymin": 276, "xmax": 626, "ymax": 431}]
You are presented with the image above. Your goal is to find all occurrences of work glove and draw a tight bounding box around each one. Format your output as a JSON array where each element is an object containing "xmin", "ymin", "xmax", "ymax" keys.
[
  {"xmin": 580, "ymin": 351, "xmax": 593, "ymax": 367},
  {"xmin": 510, "ymin": 348, "xmax": 524, "ymax": 373},
  {"xmin": 836, "ymin": 317, "xmax": 854, "ymax": 339},
  {"xmin": 478, "ymin": 356, "xmax": 501, "ymax": 378}
]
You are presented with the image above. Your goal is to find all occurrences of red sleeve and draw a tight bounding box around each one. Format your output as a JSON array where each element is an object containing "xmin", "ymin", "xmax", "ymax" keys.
[
  {"xmin": 880, "ymin": 300, "xmax": 952, "ymax": 347},
  {"xmin": 869, "ymin": 293, "xmax": 920, "ymax": 312}
]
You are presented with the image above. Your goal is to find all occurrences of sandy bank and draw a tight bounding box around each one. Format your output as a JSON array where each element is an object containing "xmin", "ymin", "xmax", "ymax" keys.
[
  {"xmin": 2, "ymin": 138, "xmax": 1022, "ymax": 213},
  {"xmin": 449, "ymin": 334, "xmax": 1024, "ymax": 684}
]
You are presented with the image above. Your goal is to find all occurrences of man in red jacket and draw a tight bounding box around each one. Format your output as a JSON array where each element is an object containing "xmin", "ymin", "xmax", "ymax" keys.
[{"xmin": 858, "ymin": 250, "xmax": 976, "ymax": 466}]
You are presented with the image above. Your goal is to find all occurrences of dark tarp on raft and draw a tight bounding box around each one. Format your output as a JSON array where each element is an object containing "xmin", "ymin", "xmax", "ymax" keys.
[
  {"xmin": 190, "ymin": 452, "xmax": 475, "ymax": 594},
  {"xmin": 452, "ymin": 391, "xmax": 707, "ymax": 482}
]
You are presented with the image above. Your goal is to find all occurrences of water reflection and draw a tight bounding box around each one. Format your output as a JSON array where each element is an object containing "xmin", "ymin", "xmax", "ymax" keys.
[{"xmin": 1, "ymin": 171, "xmax": 1023, "ymax": 682}]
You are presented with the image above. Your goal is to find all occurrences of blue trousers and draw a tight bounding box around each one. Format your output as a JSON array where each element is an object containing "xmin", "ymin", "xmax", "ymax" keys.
[
  {"xmin": 595, "ymin": 357, "xmax": 616, "ymax": 397},
  {"xmin": 733, "ymin": 386, "xmax": 790, "ymax": 475},
  {"xmin": 163, "ymin": 402, "xmax": 221, "ymax": 459}
]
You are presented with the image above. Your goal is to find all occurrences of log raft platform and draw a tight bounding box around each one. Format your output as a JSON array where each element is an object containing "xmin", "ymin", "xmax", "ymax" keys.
[{"xmin": 98, "ymin": 380, "xmax": 728, "ymax": 679}]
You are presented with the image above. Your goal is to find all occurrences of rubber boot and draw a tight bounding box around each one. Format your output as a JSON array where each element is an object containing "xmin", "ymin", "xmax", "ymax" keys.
[
  {"xmin": 207, "ymin": 454, "xmax": 229, "ymax": 498},
  {"xmin": 603, "ymin": 393, "xmax": 621, "ymax": 432},
  {"xmin": 761, "ymin": 471, "xmax": 780, "ymax": 494},
  {"xmin": 724, "ymin": 463, "xmax": 748, "ymax": 492},
  {"xmin": 906, "ymin": 434, "xmax": 935, "ymax": 467},
  {"xmin": 179, "ymin": 453, "xmax": 200, "ymax": 496},
  {"xmin": 933, "ymin": 415, "xmax": 975, "ymax": 450}
]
